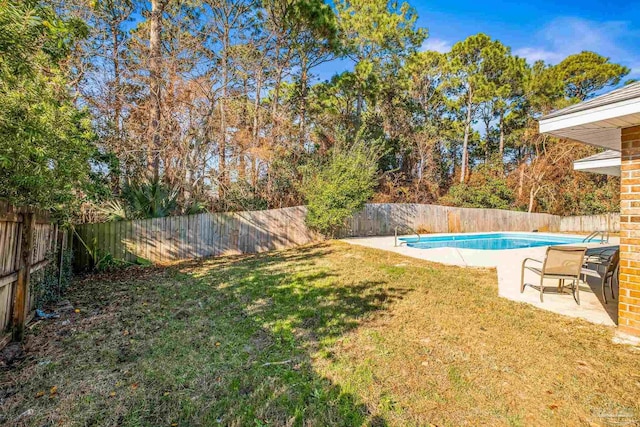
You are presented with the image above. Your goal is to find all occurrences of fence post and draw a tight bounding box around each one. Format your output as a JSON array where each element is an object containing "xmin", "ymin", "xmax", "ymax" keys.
[{"xmin": 12, "ymin": 211, "xmax": 35, "ymax": 342}]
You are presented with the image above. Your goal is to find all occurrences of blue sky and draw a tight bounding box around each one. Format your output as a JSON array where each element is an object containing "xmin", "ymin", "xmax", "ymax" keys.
[{"xmin": 317, "ymin": 0, "xmax": 640, "ymax": 82}]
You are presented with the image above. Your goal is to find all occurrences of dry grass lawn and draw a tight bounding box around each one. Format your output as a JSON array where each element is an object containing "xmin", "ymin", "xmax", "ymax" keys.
[{"xmin": 1, "ymin": 241, "xmax": 639, "ymax": 426}]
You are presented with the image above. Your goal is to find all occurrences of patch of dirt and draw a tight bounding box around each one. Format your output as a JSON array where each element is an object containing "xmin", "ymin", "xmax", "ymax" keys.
[{"xmin": 0, "ymin": 343, "xmax": 25, "ymax": 369}]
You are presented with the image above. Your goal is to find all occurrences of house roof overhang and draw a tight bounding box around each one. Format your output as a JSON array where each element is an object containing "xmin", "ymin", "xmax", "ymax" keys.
[
  {"xmin": 539, "ymin": 82, "xmax": 640, "ymax": 151},
  {"xmin": 573, "ymin": 150, "xmax": 620, "ymax": 176}
]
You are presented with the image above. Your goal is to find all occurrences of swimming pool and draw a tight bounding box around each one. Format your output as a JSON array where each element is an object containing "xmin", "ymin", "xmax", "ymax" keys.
[{"xmin": 399, "ymin": 232, "xmax": 585, "ymax": 250}]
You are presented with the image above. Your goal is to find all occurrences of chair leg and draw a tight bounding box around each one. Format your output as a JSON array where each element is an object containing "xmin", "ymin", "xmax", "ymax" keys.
[
  {"xmin": 610, "ymin": 275, "xmax": 616, "ymax": 300},
  {"xmin": 574, "ymin": 279, "xmax": 580, "ymax": 305},
  {"xmin": 601, "ymin": 276, "xmax": 608, "ymax": 304},
  {"xmin": 539, "ymin": 277, "xmax": 544, "ymax": 302}
]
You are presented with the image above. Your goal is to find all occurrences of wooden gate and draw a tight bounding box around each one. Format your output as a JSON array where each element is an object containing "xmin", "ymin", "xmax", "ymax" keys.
[{"xmin": 0, "ymin": 202, "xmax": 65, "ymax": 348}]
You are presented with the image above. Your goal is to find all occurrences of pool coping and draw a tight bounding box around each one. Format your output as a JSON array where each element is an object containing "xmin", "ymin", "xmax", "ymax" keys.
[
  {"xmin": 346, "ymin": 232, "xmax": 602, "ymax": 268},
  {"xmin": 397, "ymin": 231, "xmax": 589, "ymax": 254}
]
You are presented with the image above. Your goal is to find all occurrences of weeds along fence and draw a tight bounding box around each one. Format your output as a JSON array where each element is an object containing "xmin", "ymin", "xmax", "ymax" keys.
[
  {"xmin": 0, "ymin": 202, "xmax": 69, "ymax": 348},
  {"xmin": 73, "ymin": 204, "xmax": 620, "ymax": 270}
]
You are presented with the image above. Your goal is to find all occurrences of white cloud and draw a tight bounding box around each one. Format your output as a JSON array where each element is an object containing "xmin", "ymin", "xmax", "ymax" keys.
[
  {"xmin": 513, "ymin": 17, "xmax": 639, "ymax": 77},
  {"xmin": 421, "ymin": 38, "xmax": 452, "ymax": 53},
  {"xmin": 513, "ymin": 47, "xmax": 564, "ymax": 64}
]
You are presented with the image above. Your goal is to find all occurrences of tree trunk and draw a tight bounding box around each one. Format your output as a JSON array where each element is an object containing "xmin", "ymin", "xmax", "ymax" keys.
[
  {"xmin": 460, "ymin": 101, "xmax": 472, "ymax": 183},
  {"xmin": 239, "ymin": 77, "xmax": 249, "ymax": 182},
  {"xmin": 184, "ymin": 167, "xmax": 192, "ymax": 207},
  {"xmin": 252, "ymin": 68, "xmax": 263, "ymax": 188},
  {"xmin": 272, "ymin": 71, "xmax": 282, "ymax": 122},
  {"xmin": 219, "ymin": 25, "xmax": 230, "ymax": 198},
  {"xmin": 498, "ymin": 111, "xmax": 505, "ymax": 161},
  {"xmin": 271, "ymin": 41, "xmax": 283, "ymax": 136},
  {"xmin": 112, "ymin": 23, "xmax": 122, "ymax": 190},
  {"xmin": 484, "ymin": 117, "xmax": 491, "ymax": 164},
  {"xmin": 147, "ymin": 0, "xmax": 164, "ymax": 182},
  {"xmin": 253, "ymin": 69, "xmax": 263, "ymax": 146},
  {"xmin": 528, "ymin": 186, "xmax": 537, "ymax": 213},
  {"xmin": 517, "ymin": 165, "xmax": 525, "ymax": 199},
  {"xmin": 356, "ymin": 92, "xmax": 363, "ymax": 121},
  {"xmin": 299, "ymin": 63, "xmax": 309, "ymax": 151},
  {"xmin": 355, "ymin": 70, "xmax": 365, "ymax": 128}
]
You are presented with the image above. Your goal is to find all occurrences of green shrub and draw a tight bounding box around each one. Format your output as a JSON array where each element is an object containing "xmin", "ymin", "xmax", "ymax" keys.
[
  {"xmin": 442, "ymin": 165, "xmax": 515, "ymax": 210},
  {"xmin": 300, "ymin": 141, "xmax": 381, "ymax": 235},
  {"xmin": 99, "ymin": 180, "xmax": 179, "ymax": 221},
  {"xmin": 0, "ymin": 1, "xmax": 95, "ymax": 217}
]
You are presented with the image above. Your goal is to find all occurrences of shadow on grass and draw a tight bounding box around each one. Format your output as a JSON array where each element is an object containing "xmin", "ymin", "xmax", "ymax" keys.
[
  {"xmin": 3, "ymin": 243, "xmax": 409, "ymax": 426},
  {"xmin": 168, "ymin": 243, "xmax": 411, "ymax": 425}
]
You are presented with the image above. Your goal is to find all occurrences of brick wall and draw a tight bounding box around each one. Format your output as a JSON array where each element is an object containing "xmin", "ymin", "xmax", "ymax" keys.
[{"xmin": 620, "ymin": 125, "xmax": 640, "ymax": 336}]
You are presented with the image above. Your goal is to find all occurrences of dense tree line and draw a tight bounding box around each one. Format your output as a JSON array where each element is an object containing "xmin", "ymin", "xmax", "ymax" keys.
[{"xmin": 0, "ymin": 0, "xmax": 631, "ymax": 223}]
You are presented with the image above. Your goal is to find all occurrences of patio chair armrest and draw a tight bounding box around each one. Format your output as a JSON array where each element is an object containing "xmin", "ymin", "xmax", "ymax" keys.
[
  {"xmin": 586, "ymin": 248, "xmax": 617, "ymax": 259},
  {"xmin": 521, "ymin": 258, "xmax": 543, "ymax": 277},
  {"xmin": 584, "ymin": 251, "xmax": 616, "ymax": 267},
  {"xmin": 521, "ymin": 257, "xmax": 544, "ymax": 292},
  {"xmin": 522, "ymin": 257, "xmax": 542, "ymax": 268},
  {"xmin": 587, "ymin": 248, "xmax": 608, "ymax": 254}
]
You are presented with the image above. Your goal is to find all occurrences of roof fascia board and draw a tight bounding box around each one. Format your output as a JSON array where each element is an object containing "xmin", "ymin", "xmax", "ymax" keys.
[
  {"xmin": 540, "ymin": 98, "xmax": 640, "ymax": 133},
  {"xmin": 573, "ymin": 157, "xmax": 620, "ymax": 170}
]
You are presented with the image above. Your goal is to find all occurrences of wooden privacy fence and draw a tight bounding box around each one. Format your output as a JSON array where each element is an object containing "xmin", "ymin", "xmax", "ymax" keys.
[
  {"xmin": 0, "ymin": 202, "xmax": 67, "ymax": 348},
  {"xmin": 73, "ymin": 203, "xmax": 620, "ymax": 270},
  {"xmin": 557, "ymin": 213, "xmax": 620, "ymax": 233},
  {"xmin": 337, "ymin": 204, "xmax": 561, "ymax": 237},
  {"xmin": 73, "ymin": 206, "xmax": 318, "ymax": 268},
  {"xmin": 339, "ymin": 204, "xmax": 620, "ymax": 237}
]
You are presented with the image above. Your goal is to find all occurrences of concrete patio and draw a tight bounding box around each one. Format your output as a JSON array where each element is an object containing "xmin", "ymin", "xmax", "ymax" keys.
[{"xmin": 342, "ymin": 234, "xmax": 620, "ymax": 326}]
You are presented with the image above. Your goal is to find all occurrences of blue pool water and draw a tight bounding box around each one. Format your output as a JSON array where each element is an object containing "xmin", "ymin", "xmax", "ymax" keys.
[{"xmin": 399, "ymin": 233, "xmax": 584, "ymax": 250}]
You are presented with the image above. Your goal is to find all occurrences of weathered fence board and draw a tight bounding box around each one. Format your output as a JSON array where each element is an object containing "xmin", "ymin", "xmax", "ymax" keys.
[
  {"xmin": 0, "ymin": 202, "xmax": 65, "ymax": 347},
  {"xmin": 73, "ymin": 206, "xmax": 319, "ymax": 269},
  {"xmin": 338, "ymin": 204, "xmax": 561, "ymax": 237},
  {"xmin": 558, "ymin": 213, "xmax": 619, "ymax": 232},
  {"xmin": 73, "ymin": 204, "xmax": 620, "ymax": 270}
]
